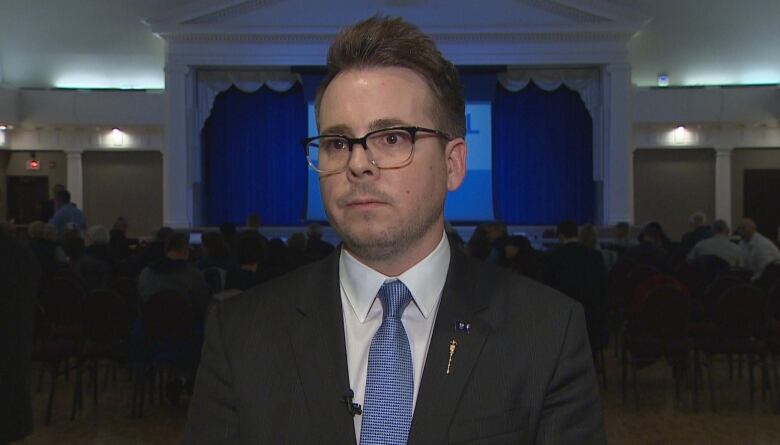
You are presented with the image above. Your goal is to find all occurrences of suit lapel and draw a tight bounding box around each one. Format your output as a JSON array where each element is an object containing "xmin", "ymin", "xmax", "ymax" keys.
[
  {"xmin": 288, "ymin": 250, "xmax": 357, "ymax": 445},
  {"xmin": 408, "ymin": 248, "xmax": 491, "ymax": 445}
]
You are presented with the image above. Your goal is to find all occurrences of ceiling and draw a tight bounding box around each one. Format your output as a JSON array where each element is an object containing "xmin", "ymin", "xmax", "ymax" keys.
[{"xmin": 0, "ymin": 0, "xmax": 777, "ymax": 90}]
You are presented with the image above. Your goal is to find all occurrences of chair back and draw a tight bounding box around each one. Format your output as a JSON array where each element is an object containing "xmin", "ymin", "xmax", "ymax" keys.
[
  {"xmin": 142, "ymin": 290, "xmax": 197, "ymax": 342},
  {"xmin": 38, "ymin": 276, "xmax": 85, "ymax": 327},
  {"xmin": 81, "ymin": 289, "xmax": 130, "ymax": 343},
  {"xmin": 628, "ymin": 284, "xmax": 693, "ymax": 362},
  {"xmin": 756, "ymin": 261, "xmax": 780, "ymax": 290},
  {"xmin": 203, "ymin": 267, "xmax": 226, "ymax": 294},
  {"xmin": 715, "ymin": 284, "xmax": 770, "ymax": 341},
  {"xmin": 110, "ymin": 276, "xmax": 139, "ymax": 320},
  {"xmin": 677, "ymin": 255, "xmax": 730, "ymax": 299}
]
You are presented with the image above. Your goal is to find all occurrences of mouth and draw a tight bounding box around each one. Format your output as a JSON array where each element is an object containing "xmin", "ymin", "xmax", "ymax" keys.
[{"xmin": 345, "ymin": 198, "xmax": 388, "ymax": 209}]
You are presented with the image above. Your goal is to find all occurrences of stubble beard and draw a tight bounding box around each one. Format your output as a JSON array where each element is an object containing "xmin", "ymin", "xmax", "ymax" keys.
[{"xmin": 328, "ymin": 197, "xmax": 444, "ymax": 263}]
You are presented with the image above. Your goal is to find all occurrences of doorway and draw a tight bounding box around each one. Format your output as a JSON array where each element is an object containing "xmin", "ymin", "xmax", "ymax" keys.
[
  {"xmin": 744, "ymin": 169, "xmax": 780, "ymax": 240},
  {"xmin": 6, "ymin": 176, "xmax": 49, "ymax": 224}
]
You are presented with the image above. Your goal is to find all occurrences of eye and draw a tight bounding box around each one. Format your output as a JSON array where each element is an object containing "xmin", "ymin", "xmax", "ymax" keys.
[
  {"xmin": 372, "ymin": 130, "xmax": 410, "ymax": 147},
  {"xmin": 322, "ymin": 137, "xmax": 347, "ymax": 151}
]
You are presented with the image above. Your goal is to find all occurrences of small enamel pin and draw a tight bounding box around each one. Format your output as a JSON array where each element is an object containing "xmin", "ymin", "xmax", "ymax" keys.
[
  {"xmin": 446, "ymin": 339, "xmax": 458, "ymax": 375},
  {"xmin": 455, "ymin": 320, "xmax": 471, "ymax": 334}
]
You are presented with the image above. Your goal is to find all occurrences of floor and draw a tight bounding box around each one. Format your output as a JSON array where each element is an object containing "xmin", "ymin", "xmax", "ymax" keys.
[{"xmin": 13, "ymin": 350, "xmax": 780, "ymax": 444}]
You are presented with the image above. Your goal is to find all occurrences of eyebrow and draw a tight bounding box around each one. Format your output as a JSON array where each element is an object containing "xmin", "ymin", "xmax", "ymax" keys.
[{"xmin": 320, "ymin": 117, "xmax": 412, "ymax": 136}]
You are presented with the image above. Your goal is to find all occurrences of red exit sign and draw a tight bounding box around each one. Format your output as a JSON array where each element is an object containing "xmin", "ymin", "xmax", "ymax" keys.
[{"xmin": 26, "ymin": 159, "xmax": 41, "ymax": 171}]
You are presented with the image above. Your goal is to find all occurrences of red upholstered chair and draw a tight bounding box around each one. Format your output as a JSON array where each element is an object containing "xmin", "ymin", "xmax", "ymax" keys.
[
  {"xmin": 131, "ymin": 290, "xmax": 201, "ymax": 417},
  {"xmin": 621, "ymin": 283, "xmax": 694, "ymax": 409},
  {"xmin": 693, "ymin": 284, "xmax": 773, "ymax": 411},
  {"xmin": 72, "ymin": 289, "xmax": 132, "ymax": 417},
  {"xmin": 33, "ymin": 275, "xmax": 86, "ymax": 424}
]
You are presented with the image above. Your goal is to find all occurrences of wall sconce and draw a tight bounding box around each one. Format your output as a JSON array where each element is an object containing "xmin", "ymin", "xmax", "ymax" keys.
[
  {"xmin": 111, "ymin": 127, "xmax": 124, "ymax": 146},
  {"xmin": 657, "ymin": 74, "xmax": 670, "ymax": 87},
  {"xmin": 671, "ymin": 125, "xmax": 691, "ymax": 145}
]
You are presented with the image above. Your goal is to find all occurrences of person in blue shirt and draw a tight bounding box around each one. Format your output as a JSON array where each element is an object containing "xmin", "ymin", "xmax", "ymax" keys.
[{"xmin": 49, "ymin": 189, "xmax": 86, "ymax": 234}]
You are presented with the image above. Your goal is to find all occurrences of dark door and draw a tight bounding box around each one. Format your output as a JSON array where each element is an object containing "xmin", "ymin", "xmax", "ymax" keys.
[
  {"xmin": 6, "ymin": 176, "xmax": 49, "ymax": 224},
  {"xmin": 744, "ymin": 169, "xmax": 780, "ymax": 239}
]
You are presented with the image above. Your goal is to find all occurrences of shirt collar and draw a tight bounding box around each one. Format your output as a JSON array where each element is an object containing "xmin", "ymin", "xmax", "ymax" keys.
[{"xmin": 339, "ymin": 231, "xmax": 451, "ymax": 323}]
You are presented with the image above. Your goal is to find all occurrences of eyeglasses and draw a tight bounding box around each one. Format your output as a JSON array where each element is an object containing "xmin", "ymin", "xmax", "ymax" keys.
[{"xmin": 301, "ymin": 126, "xmax": 453, "ymax": 174}]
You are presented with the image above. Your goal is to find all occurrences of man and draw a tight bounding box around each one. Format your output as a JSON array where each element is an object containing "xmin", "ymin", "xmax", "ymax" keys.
[
  {"xmin": 613, "ymin": 221, "xmax": 637, "ymax": 248},
  {"xmin": 38, "ymin": 183, "xmax": 65, "ymax": 222},
  {"xmin": 542, "ymin": 221, "xmax": 608, "ymax": 353},
  {"xmin": 185, "ymin": 16, "xmax": 604, "ymax": 444},
  {"xmin": 687, "ymin": 219, "xmax": 744, "ymax": 269},
  {"xmin": 49, "ymin": 189, "xmax": 86, "ymax": 234},
  {"xmin": 675, "ymin": 211, "xmax": 714, "ymax": 261},
  {"xmin": 138, "ymin": 232, "xmax": 211, "ymax": 317},
  {"xmin": 305, "ymin": 222, "xmax": 335, "ymax": 260},
  {"xmin": 737, "ymin": 217, "xmax": 780, "ymax": 278}
]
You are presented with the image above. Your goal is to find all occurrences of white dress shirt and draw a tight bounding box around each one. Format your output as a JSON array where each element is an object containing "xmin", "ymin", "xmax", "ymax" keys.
[
  {"xmin": 339, "ymin": 231, "xmax": 450, "ymax": 442},
  {"xmin": 687, "ymin": 234, "xmax": 745, "ymax": 268},
  {"xmin": 740, "ymin": 232, "xmax": 780, "ymax": 277}
]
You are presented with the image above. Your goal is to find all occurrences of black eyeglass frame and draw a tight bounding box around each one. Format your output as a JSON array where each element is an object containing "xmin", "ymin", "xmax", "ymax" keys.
[{"xmin": 300, "ymin": 126, "xmax": 453, "ymax": 173}]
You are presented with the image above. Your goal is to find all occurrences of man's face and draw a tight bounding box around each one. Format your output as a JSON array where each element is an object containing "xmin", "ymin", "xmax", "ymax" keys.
[{"xmin": 317, "ymin": 67, "xmax": 466, "ymax": 262}]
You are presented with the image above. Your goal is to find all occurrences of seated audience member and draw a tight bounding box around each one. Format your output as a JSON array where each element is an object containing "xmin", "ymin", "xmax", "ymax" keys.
[
  {"xmin": 305, "ymin": 223, "xmax": 335, "ymax": 260},
  {"xmin": 224, "ymin": 231, "xmax": 265, "ymax": 291},
  {"xmin": 219, "ymin": 222, "xmax": 238, "ymax": 247},
  {"xmin": 0, "ymin": 227, "xmax": 41, "ymax": 444},
  {"xmin": 286, "ymin": 232, "xmax": 310, "ymax": 269},
  {"xmin": 675, "ymin": 211, "xmax": 714, "ymax": 261},
  {"xmin": 138, "ymin": 232, "xmax": 211, "ymax": 316},
  {"xmin": 610, "ymin": 221, "xmax": 637, "ymax": 255},
  {"xmin": 49, "ymin": 189, "xmax": 86, "ymax": 234},
  {"xmin": 485, "ymin": 221, "xmax": 509, "ymax": 264},
  {"xmin": 262, "ymin": 238, "xmax": 292, "ymax": 281},
  {"xmin": 467, "ymin": 223, "xmax": 493, "ymax": 260},
  {"xmin": 27, "ymin": 221, "xmax": 59, "ymax": 274},
  {"xmin": 542, "ymin": 220, "xmax": 608, "ymax": 351},
  {"xmin": 579, "ymin": 223, "xmax": 618, "ymax": 271},
  {"xmin": 499, "ymin": 234, "xmax": 541, "ymax": 280},
  {"xmin": 245, "ymin": 213, "xmax": 268, "ymax": 238},
  {"xmin": 444, "ymin": 221, "xmax": 465, "ymax": 251},
  {"xmin": 76, "ymin": 225, "xmax": 115, "ymax": 291},
  {"xmin": 625, "ymin": 222, "xmax": 672, "ymax": 271},
  {"xmin": 737, "ymin": 217, "xmax": 780, "ymax": 278},
  {"xmin": 687, "ymin": 219, "xmax": 744, "ymax": 268},
  {"xmin": 58, "ymin": 231, "xmax": 85, "ymax": 269},
  {"xmin": 137, "ymin": 226, "xmax": 174, "ymax": 270},
  {"xmin": 109, "ymin": 216, "xmax": 136, "ymax": 259},
  {"xmin": 198, "ymin": 232, "xmax": 233, "ymax": 271}
]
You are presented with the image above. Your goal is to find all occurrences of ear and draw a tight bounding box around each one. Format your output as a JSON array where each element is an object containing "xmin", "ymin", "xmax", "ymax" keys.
[{"xmin": 444, "ymin": 137, "xmax": 467, "ymax": 192}]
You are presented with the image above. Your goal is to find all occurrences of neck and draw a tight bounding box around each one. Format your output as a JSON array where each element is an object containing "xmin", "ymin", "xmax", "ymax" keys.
[{"xmin": 345, "ymin": 223, "xmax": 445, "ymax": 277}]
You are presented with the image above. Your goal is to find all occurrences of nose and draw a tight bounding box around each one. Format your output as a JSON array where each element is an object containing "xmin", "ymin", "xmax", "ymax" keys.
[{"xmin": 346, "ymin": 141, "xmax": 378, "ymax": 179}]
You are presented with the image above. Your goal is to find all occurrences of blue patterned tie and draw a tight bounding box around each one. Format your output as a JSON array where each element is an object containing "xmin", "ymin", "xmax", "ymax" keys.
[{"xmin": 360, "ymin": 280, "xmax": 414, "ymax": 445}]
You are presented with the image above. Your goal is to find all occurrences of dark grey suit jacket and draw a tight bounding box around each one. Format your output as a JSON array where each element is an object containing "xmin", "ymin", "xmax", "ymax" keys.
[{"xmin": 184, "ymin": 247, "xmax": 606, "ymax": 444}]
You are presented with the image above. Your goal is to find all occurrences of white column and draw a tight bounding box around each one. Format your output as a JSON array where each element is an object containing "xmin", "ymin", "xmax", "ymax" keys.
[
  {"xmin": 714, "ymin": 147, "xmax": 733, "ymax": 224},
  {"xmin": 601, "ymin": 63, "xmax": 633, "ymax": 225},
  {"xmin": 65, "ymin": 150, "xmax": 84, "ymax": 209},
  {"xmin": 163, "ymin": 64, "xmax": 193, "ymax": 228}
]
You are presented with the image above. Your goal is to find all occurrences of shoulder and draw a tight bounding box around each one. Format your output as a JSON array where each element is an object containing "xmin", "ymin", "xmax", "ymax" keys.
[
  {"xmin": 217, "ymin": 255, "xmax": 334, "ymax": 323},
  {"xmin": 457, "ymin": 252, "xmax": 580, "ymax": 314}
]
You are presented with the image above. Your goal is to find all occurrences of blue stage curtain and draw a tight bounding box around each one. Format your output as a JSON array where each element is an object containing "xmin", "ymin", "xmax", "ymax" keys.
[
  {"xmin": 493, "ymin": 81, "xmax": 594, "ymax": 224},
  {"xmin": 203, "ymin": 84, "xmax": 307, "ymax": 225}
]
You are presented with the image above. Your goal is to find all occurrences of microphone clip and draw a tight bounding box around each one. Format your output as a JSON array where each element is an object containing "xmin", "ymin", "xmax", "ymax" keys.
[{"xmin": 343, "ymin": 390, "xmax": 363, "ymax": 417}]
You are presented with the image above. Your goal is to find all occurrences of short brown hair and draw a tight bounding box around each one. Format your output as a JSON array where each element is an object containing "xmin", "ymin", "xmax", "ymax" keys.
[{"xmin": 315, "ymin": 16, "xmax": 465, "ymax": 138}]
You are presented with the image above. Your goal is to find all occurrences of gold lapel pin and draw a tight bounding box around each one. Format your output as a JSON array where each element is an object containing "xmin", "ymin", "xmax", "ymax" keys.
[{"xmin": 446, "ymin": 338, "xmax": 458, "ymax": 375}]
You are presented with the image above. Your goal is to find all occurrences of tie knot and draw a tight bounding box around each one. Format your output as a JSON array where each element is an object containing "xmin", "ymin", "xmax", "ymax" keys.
[{"xmin": 378, "ymin": 280, "xmax": 413, "ymax": 319}]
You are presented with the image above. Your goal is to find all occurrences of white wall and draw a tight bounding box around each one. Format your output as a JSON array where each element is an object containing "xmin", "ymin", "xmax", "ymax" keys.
[{"xmin": 19, "ymin": 89, "xmax": 165, "ymax": 126}]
